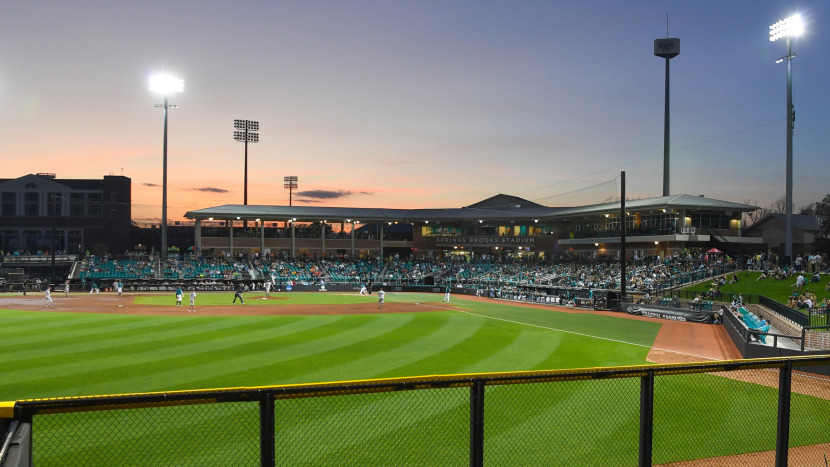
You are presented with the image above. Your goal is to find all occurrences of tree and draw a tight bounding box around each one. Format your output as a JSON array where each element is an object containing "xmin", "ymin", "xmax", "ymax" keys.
[
  {"xmin": 812, "ymin": 194, "xmax": 830, "ymax": 237},
  {"xmin": 742, "ymin": 196, "xmax": 786, "ymax": 227}
]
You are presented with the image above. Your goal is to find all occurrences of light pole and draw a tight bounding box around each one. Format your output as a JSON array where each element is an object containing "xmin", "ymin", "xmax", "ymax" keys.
[
  {"xmin": 149, "ymin": 73, "xmax": 184, "ymax": 262},
  {"xmin": 769, "ymin": 14, "xmax": 803, "ymax": 266},
  {"xmin": 284, "ymin": 176, "xmax": 298, "ymax": 206},
  {"xmin": 654, "ymin": 37, "xmax": 680, "ymax": 197},
  {"xmin": 234, "ymin": 120, "xmax": 259, "ymax": 229}
]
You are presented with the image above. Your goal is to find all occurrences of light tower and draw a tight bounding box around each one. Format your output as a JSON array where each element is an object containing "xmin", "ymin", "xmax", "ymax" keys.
[
  {"xmin": 234, "ymin": 120, "xmax": 259, "ymax": 229},
  {"xmin": 654, "ymin": 37, "xmax": 680, "ymax": 197},
  {"xmin": 149, "ymin": 73, "xmax": 184, "ymax": 261},
  {"xmin": 284, "ymin": 176, "xmax": 298, "ymax": 206},
  {"xmin": 769, "ymin": 13, "xmax": 804, "ymax": 266},
  {"xmin": 233, "ymin": 120, "xmax": 259, "ymax": 206}
]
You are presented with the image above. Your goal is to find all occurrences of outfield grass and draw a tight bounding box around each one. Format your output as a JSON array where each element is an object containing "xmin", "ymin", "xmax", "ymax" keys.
[
  {"xmin": 3, "ymin": 292, "xmax": 830, "ymax": 464},
  {"xmin": 0, "ymin": 293, "xmax": 659, "ymax": 400}
]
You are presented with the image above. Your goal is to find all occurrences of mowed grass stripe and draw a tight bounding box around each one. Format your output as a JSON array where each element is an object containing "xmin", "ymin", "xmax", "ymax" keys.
[
  {"xmin": 458, "ymin": 322, "xmax": 564, "ymax": 374},
  {"xmin": 485, "ymin": 378, "xmax": 641, "ymax": 465},
  {"xmin": 0, "ymin": 316, "xmax": 306, "ymax": 374},
  {"xmin": 49, "ymin": 313, "xmax": 417, "ymax": 397},
  {"xmin": 0, "ymin": 314, "xmax": 256, "ymax": 359},
  {"xmin": 0, "ymin": 315, "xmax": 348, "ymax": 399},
  {"xmin": 0, "ymin": 310, "xmax": 139, "ymax": 344},
  {"xmin": 34, "ymin": 403, "xmax": 260, "ymax": 465},
  {"xmin": 156, "ymin": 312, "xmax": 428, "ymax": 390},
  {"xmin": 385, "ymin": 314, "xmax": 560, "ymax": 378},
  {"xmin": 453, "ymin": 300, "xmax": 662, "ymax": 347},
  {"xmin": 275, "ymin": 389, "xmax": 471, "ymax": 465},
  {"xmin": 295, "ymin": 312, "xmax": 483, "ymax": 384}
]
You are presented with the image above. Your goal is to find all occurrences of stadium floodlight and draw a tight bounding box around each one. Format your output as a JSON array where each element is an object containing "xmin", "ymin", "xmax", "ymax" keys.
[
  {"xmin": 149, "ymin": 73, "xmax": 184, "ymax": 262},
  {"xmin": 233, "ymin": 120, "xmax": 260, "ymax": 220},
  {"xmin": 284, "ymin": 176, "xmax": 298, "ymax": 206},
  {"xmin": 769, "ymin": 14, "xmax": 803, "ymax": 42},
  {"xmin": 769, "ymin": 13, "xmax": 804, "ymax": 266}
]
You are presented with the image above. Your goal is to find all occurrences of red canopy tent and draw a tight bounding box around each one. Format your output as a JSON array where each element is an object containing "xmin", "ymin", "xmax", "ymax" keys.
[{"xmin": 706, "ymin": 247, "xmax": 723, "ymax": 254}]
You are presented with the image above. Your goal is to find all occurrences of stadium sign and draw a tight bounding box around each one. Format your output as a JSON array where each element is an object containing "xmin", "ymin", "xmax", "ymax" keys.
[{"xmin": 435, "ymin": 236, "xmax": 535, "ymax": 246}]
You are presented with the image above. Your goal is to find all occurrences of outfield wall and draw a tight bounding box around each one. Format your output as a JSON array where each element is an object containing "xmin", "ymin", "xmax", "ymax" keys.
[{"xmin": 3, "ymin": 356, "xmax": 830, "ymax": 466}]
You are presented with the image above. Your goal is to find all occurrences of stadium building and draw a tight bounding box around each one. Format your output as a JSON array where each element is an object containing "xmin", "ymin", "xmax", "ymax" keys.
[
  {"xmin": 184, "ymin": 193, "xmax": 761, "ymax": 260},
  {"xmin": 0, "ymin": 173, "xmax": 132, "ymax": 256}
]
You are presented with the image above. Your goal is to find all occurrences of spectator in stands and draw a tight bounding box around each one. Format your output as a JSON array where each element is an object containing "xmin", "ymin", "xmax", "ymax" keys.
[
  {"xmin": 730, "ymin": 273, "xmax": 739, "ymax": 284},
  {"xmin": 757, "ymin": 270, "xmax": 769, "ymax": 281}
]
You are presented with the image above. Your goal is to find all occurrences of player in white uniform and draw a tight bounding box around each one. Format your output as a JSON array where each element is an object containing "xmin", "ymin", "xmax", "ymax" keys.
[
  {"xmin": 359, "ymin": 283, "xmax": 368, "ymax": 295},
  {"xmin": 188, "ymin": 289, "xmax": 197, "ymax": 312},
  {"xmin": 45, "ymin": 286, "xmax": 53, "ymax": 308},
  {"xmin": 377, "ymin": 288, "xmax": 385, "ymax": 309}
]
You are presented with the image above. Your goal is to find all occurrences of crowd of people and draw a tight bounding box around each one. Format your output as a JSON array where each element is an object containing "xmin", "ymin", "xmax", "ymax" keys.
[{"xmin": 6, "ymin": 250, "xmax": 829, "ymax": 310}]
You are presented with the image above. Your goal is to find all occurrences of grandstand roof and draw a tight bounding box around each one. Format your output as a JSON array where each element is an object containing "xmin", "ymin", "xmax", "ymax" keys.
[{"xmin": 184, "ymin": 194, "xmax": 757, "ymax": 223}]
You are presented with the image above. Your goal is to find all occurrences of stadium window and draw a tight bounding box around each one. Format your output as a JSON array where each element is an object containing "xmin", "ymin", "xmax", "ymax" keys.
[
  {"xmin": 87, "ymin": 192, "xmax": 102, "ymax": 216},
  {"xmin": 1, "ymin": 192, "xmax": 16, "ymax": 216},
  {"xmin": 24, "ymin": 192, "xmax": 39, "ymax": 216}
]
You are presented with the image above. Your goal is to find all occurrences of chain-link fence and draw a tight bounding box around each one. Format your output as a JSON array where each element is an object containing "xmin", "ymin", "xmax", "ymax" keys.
[{"xmin": 2, "ymin": 355, "xmax": 829, "ymax": 466}]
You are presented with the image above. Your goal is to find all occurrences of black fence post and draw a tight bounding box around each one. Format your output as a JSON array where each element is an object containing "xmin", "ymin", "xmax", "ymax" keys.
[
  {"xmin": 260, "ymin": 391, "xmax": 275, "ymax": 467},
  {"xmin": 639, "ymin": 370, "xmax": 654, "ymax": 467},
  {"xmin": 775, "ymin": 362, "xmax": 792, "ymax": 467},
  {"xmin": 469, "ymin": 380, "xmax": 485, "ymax": 467}
]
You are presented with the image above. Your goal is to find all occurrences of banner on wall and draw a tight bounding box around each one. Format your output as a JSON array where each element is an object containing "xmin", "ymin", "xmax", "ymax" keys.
[{"xmin": 620, "ymin": 302, "xmax": 716, "ymax": 324}]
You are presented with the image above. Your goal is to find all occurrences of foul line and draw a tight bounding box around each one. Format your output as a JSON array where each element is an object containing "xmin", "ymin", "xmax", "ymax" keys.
[{"xmin": 419, "ymin": 303, "xmax": 719, "ymax": 362}]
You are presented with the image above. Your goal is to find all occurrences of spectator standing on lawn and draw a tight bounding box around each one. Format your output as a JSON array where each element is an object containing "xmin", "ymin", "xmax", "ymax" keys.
[{"xmin": 793, "ymin": 274, "xmax": 806, "ymax": 292}]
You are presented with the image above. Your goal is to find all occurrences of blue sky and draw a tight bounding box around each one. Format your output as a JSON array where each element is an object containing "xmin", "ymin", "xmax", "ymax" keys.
[{"xmin": 1, "ymin": 1, "xmax": 827, "ymax": 223}]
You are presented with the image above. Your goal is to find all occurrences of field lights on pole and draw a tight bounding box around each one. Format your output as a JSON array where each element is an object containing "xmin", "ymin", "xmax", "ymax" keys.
[
  {"xmin": 769, "ymin": 13, "xmax": 803, "ymax": 266},
  {"xmin": 233, "ymin": 119, "xmax": 259, "ymax": 207},
  {"xmin": 284, "ymin": 176, "xmax": 298, "ymax": 206},
  {"xmin": 149, "ymin": 73, "xmax": 184, "ymax": 262}
]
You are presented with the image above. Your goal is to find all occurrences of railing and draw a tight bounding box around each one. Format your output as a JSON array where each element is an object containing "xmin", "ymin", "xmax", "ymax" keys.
[
  {"xmin": 3, "ymin": 356, "xmax": 830, "ymax": 466},
  {"xmin": 809, "ymin": 307, "xmax": 830, "ymax": 327},
  {"xmin": 760, "ymin": 295, "xmax": 809, "ymax": 327}
]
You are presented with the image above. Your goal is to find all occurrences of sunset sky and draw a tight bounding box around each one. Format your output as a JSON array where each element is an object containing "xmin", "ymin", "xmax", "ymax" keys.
[{"xmin": 2, "ymin": 1, "xmax": 829, "ymax": 224}]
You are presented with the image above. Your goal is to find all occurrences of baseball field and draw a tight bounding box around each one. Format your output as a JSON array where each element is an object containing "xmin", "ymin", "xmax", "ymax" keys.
[{"xmin": 2, "ymin": 290, "xmax": 830, "ymax": 464}]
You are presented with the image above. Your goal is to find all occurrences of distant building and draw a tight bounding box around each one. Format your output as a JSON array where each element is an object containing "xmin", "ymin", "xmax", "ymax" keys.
[
  {"xmin": 743, "ymin": 213, "xmax": 826, "ymax": 257},
  {"xmin": 0, "ymin": 173, "xmax": 131, "ymax": 255}
]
